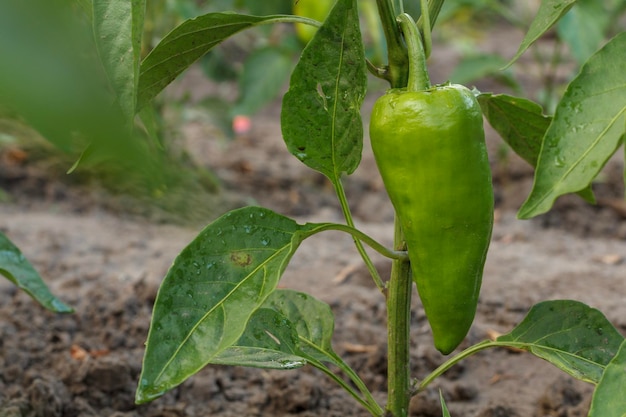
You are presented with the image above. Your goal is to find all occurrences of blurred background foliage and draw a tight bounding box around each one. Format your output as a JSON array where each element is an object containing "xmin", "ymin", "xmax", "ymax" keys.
[
  {"xmin": 1, "ymin": 0, "xmax": 624, "ymax": 221},
  {"xmin": 435, "ymin": 0, "xmax": 626, "ymax": 110}
]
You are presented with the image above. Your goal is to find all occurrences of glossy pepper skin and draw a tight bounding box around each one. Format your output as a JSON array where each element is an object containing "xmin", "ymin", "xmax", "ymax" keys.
[{"xmin": 370, "ymin": 84, "xmax": 494, "ymax": 354}]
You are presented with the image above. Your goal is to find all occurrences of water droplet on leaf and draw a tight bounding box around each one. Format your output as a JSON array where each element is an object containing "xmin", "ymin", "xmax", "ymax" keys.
[{"xmin": 554, "ymin": 154, "xmax": 566, "ymax": 168}]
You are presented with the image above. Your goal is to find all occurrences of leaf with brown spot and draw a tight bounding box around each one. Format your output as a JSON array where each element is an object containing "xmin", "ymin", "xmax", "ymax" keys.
[{"xmin": 137, "ymin": 207, "xmax": 322, "ymax": 403}]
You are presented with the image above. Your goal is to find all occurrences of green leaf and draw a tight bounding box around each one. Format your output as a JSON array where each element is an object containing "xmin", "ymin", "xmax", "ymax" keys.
[
  {"xmin": 213, "ymin": 288, "xmax": 380, "ymax": 414},
  {"xmin": 210, "ymin": 307, "xmax": 305, "ymax": 369},
  {"xmin": 497, "ymin": 300, "xmax": 624, "ymax": 384},
  {"xmin": 136, "ymin": 207, "xmax": 319, "ymax": 404},
  {"xmin": 440, "ymin": 390, "xmax": 452, "ymax": 417},
  {"xmin": 557, "ymin": 0, "xmax": 608, "ymax": 65},
  {"xmin": 518, "ymin": 33, "xmax": 626, "ymax": 219},
  {"xmin": 211, "ymin": 289, "xmax": 340, "ymax": 369},
  {"xmin": 589, "ymin": 340, "xmax": 626, "ymax": 417},
  {"xmin": 74, "ymin": 0, "xmax": 93, "ymax": 22},
  {"xmin": 232, "ymin": 47, "xmax": 293, "ymax": 116},
  {"xmin": 505, "ymin": 0, "xmax": 577, "ymax": 67},
  {"xmin": 478, "ymin": 93, "xmax": 551, "ymax": 167},
  {"xmin": 261, "ymin": 289, "xmax": 380, "ymax": 413},
  {"xmin": 0, "ymin": 1, "xmax": 103, "ymax": 152},
  {"xmin": 93, "ymin": 0, "xmax": 146, "ymax": 120},
  {"xmin": 137, "ymin": 13, "xmax": 291, "ymax": 110},
  {"xmin": 478, "ymin": 93, "xmax": 594, "ymax": 204},
  {"xmin": 0, "ymin": 232, "xmax": 73, "ymax": 313},
  {"xmin": 261, "ymin": 289, "xmax": 340, "ymax": 365},
  {"xmin": 281, "ymin": 0, "xmax": 367, "ymax": 182}
]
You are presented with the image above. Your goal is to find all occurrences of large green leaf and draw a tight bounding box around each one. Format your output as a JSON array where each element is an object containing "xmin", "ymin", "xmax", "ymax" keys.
[
  {"xmin": 588, "ymin": 340, "xmax": 626, "ymax": 417},
  {"xmin": 0, "ymin": 232, "xmax": 73, "ymax": 313},
  {"xmin": 136, "ymin": 207, "xmax": 320, "ymax": 403},
  {"xmin": 93, "ymin": 0, "xmax": 145, "ymax": 120},
  {"xmin": 281, "ymin": 0, "xmax": 367, "ymax": 182},
  {"xmin": 497, "ymin": 300, "xmax": 624, "ymax": 384},
  {"xmin": 518, "ymin": 33, "xmax": 626, "ymax": 219},
  {"xmin": 505, "ymin": 0, "xmax": 577, "ymax": 67},
  {"xmin": 137, "ymin": 13, "xmax": 293, "ymax": 109},
  {"xmin": 478, "ymin": 93, "xmax": 594, "ymax": 203}
]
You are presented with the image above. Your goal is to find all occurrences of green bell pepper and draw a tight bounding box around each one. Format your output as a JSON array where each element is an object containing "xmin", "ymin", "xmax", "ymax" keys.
[{"xmin": 370, "ymin": 14, "xmax": 494, "ymax": 354}]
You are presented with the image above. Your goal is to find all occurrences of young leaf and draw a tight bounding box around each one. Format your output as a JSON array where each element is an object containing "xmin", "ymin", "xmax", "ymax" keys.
[
  {"xmin": 210, "ymin": 307, "xmax": 306, "ymax": 369},
  {"xmin": 214, "ymin": 289, "xmax": 381, "ymax": 414},
  {"xmin": 136, "ymin": 207, "xmax": 320, "ymax": 404},
  {"xmin": 588, "ymin": 340, "xmax": 626, "ymax": 417},
  {"xmin": 0, "ymin": 232, "xmax": 73, "ymax": 313},
  {"xmin": 281, "ymin": 0, "xmax": 367, "ymax": 182},
  {"xmin": 505, "ymin": 0, "xmax": 577, "ymax": 67},
  {"xmin": 137, "ymin": 13, "xmax": 292, "ymax": 110},
  {"xmin": 262, "ymin": 289, "xmax": 381, "ymax": 413},
  {"xmin": 211, "ymin": 289, "xmax": 340, "ymax": 369},
  {"xmin": 518, "ymin": 33, "xmax": 626, "ymax": 219},
  {"xmin": 93, "ymin": 0, "xmax": 145, "ymax": 120},
  {"xmin": 440, "ymin": 390, "xmax": 452, "ymax": 417},
  {"xmin": 497, "ymin": 300, "xmax": 624, "ymax": 384},
  {"xmin": 478, "ymin": 93, "xmax": 594, "ymax": 203},
  {"xmin": 261, "ymin": 289, "xmax": 340, "ymax": 365}
]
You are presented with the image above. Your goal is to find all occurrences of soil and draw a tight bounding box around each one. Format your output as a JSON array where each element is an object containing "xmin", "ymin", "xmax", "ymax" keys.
[{"xmin": 1, "ymin": 24, "xmax": 626, "ymax": 417}]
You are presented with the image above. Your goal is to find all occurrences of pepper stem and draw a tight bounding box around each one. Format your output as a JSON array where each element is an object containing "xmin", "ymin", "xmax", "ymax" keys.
[
  {"xmin": 397, "ymin": 13, "xmax": 430, "ymax": 92},
  {"xmin": 416, "ymin": 0, "xmax": 445, "ymax": 58},
  {"xmin": 419, "ymin": 0, "xmax": 432, "ymax": 59},
  {"xmin": 385, "ymin": 217, "xmax": 412, "ymax": 417},
  {"xmin": 376, "ymin": 0, "xmax": 408, "ymax": 88}
]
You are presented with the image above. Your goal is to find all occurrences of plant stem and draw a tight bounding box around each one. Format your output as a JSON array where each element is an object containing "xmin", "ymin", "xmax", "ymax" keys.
[
  {"xmin": 376, "ymin": 0, "xmax": 409, "ymax": 88},
  {"xmin": 416, "ymin": 0, "xmax": 445, "ymax": 39},
  {"xmin": 334, "ymin": 181, "xmax": 386, "ymax": 291},
  {"xmin": 312, "ymin": 223, "xmax": 408, "ymax": 262},
  {"xmin": 329, "ymin": 352, "xmax": 386, "ymax": 416},
  {"xmin": 385, "ymin": 217, "xmax": 412, "ymax": 417},
  {"xmin": 417, "ymin": 340, "xmax": 501, "ymax": 392},
  {"xmin": 263, "ymin": 15, "xmax": 322, "ymax": 28},
  {"xmin": 397, "ymin": 13, "xmax": 430, "ymax": 92},
  {"xmin": 308, "ymin": 357, "xmax": 382, "ymax": 416},
  {"xmin": 418, "ymin": 0, "xmax": 432, "ymax": 58}
]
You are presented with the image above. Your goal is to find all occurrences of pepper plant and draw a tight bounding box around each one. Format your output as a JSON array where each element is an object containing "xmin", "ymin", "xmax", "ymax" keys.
[
  {"xmin": 124, "ymin": 0, "xmax": 626, "ymax": 415},
  {"xmin": 5, "ymin": 0, "xmax": 623, "ymax": 415}
]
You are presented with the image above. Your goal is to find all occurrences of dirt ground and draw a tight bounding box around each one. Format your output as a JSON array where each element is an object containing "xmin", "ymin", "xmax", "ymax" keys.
[{"xmin": 1, "ymin": 25, "xmax": 626, "ymax": 417}]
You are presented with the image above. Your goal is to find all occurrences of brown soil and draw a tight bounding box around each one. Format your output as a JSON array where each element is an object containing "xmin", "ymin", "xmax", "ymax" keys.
[{"xmin": 1, "ymin": 26, "xmax": 626, "ymax": 417}]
